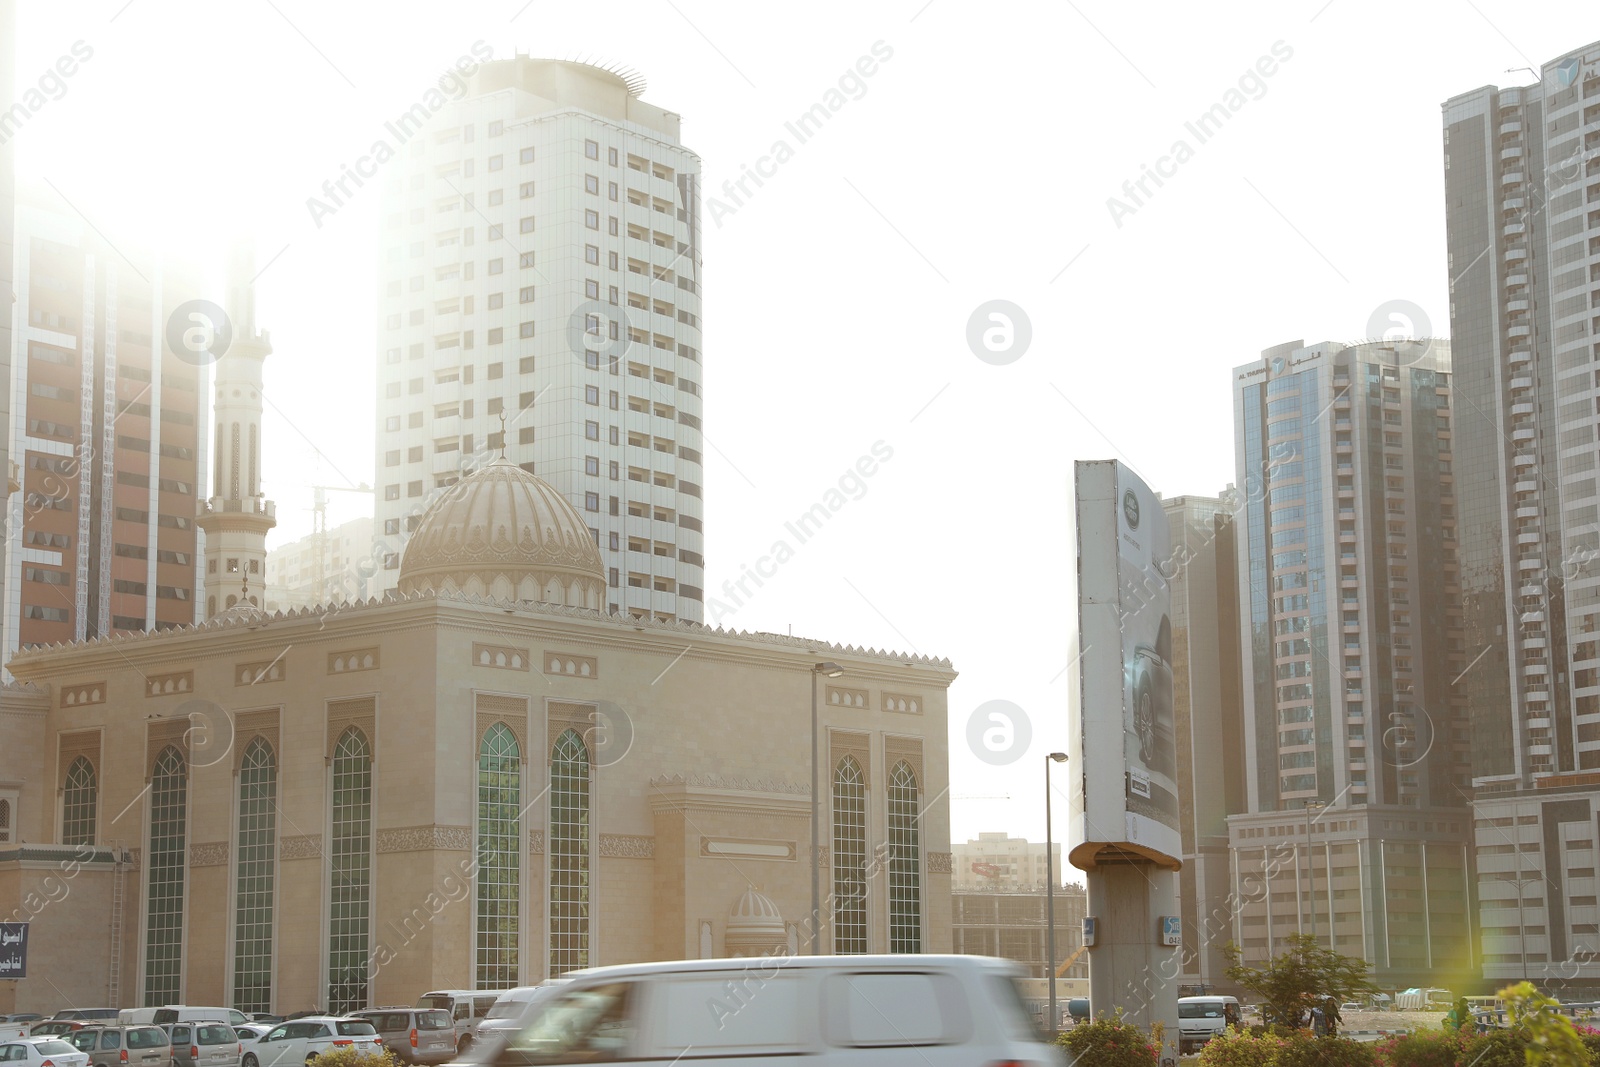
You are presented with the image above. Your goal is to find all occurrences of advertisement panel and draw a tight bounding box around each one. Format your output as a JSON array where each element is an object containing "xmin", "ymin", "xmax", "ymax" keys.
[
  {"xmin": 1067, "ymin": 459, "xmax": 1181, "ymax": 869},
  {"xmin": 0, "ymin": 922, "xmax": 27, "ymax": 979}
]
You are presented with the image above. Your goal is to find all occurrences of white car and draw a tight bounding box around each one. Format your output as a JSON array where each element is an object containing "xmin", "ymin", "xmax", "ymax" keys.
[
  {"xmin": 242, "ymin": 1019, "xmax": 380, "ymax": 1067},
  {"xmin": 1, "ymin": 1037, "xmax": 92, "ymax": 1067}
]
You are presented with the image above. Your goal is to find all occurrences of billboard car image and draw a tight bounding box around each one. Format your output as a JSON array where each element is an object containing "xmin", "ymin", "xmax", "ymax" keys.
[{"xmin": 1068, "ymin": 460, "xmax": 1180, "ymax": 869}]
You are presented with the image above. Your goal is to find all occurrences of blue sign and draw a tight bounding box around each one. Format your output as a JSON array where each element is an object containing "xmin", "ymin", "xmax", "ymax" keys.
[
  {"xmin": 0, "ymin": 923, "xmax": 27, "ymax": 978},
  {"xmin": 1555, "ymin": 56, "xmax": 1581, "ymax": 89},
  {"xmin": 1082, "ymin": 916, "xmax": 1097, "ymax": 947},
  {"xmin": 1160, "ymin": 915, "xmax": 1181, "ymax": 947}
]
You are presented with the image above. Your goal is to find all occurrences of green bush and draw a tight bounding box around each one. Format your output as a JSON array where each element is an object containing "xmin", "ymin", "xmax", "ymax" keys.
[
  {"xmin": 1277, "ymin": 1034, "xmax": 1373, "ymax": 1067},
  {"xmin": 308, "ymin": 1048, "xmax": 400, "ymax": 1067},
  {"xmin": 1195, "ymin": 1027, "xmax": 1280, "ymax": 1067},
  {"xmin": 1458, "ymin": 1029, "xmax": 1529, "ymax": 1067},
  {"xmin": 1376, "ymin": 1030, "xmax": 1464, "ymax": 1067},
  {"xmin": 1056, "ymin": 1014, "xmax": 1159, "ymax": 1067}
]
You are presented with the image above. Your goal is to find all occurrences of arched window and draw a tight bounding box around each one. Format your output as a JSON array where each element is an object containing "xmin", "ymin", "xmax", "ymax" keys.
[
  {"xmin": 233, "ymin": 739, "xmax": 277, "ymax": 1013},
  {"xmin": 548, "ymin": 729, "xmax": 589, "ymax": 976},
  {"xmin": 887, "ymin": 761, "xmax": 922, "ymax": 953},
  {"xmin": 327, "ymin": 728, "xmax": 372, "ymax": 1013},
  {"xmin": 0, "ymin": 798, "xmax": 10, "ymax": 843},
  {"xmin": 477, "ymin": 723, "xmax": 521, "ymax": 987},
  {"xmin": 62, "ymin": 757, "xmax": 97, "ymax": 845},
  {"xmin": 144, "ymin": 746, "xmax": 187, "ymax": 1004},
  {"xmin": 832, "ymin": 756, "xmax": 867, "ymax": 954}
]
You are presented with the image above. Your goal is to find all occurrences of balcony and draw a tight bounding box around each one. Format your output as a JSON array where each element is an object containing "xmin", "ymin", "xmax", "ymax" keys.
[
  {"xmin": 1512, "ymin": 403, "xmax": 1535, "ymax": 417},
  {"xmin": 1513, "ymin": 428, "xmax": 1537, "ymax": 442},
  {"xmin": 1509, "ymin": 348, "xmax": 1533, "ymax": 365}
]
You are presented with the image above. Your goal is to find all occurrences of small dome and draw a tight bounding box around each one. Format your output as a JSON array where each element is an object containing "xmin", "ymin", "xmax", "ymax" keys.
[
  {"xmin": 398, "ymin": 459, "xmax": 605, "ymax": 608},
  {"xmin": 726, "ymin": 887, "xmax": 786, "ymax": 956}
]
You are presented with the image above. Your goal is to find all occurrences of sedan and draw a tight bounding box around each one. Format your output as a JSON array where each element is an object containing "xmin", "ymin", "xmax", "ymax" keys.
[
  {"xmin": 242, "ymin": 1019, "xmax": 380, "ymax": 1067},
  {"xmin": 0, "ymin": 1037, "xmax": 92, "ymax": 1067}
]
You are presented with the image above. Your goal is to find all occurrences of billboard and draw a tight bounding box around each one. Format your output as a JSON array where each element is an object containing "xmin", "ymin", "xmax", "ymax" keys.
[
  {"xmin": 0, "ymin": 922, "xmax": 26, "ymax": 978},
  {"xmin": 1067, "ymin": 460, "xmax": 1181, "ymax": 869}
]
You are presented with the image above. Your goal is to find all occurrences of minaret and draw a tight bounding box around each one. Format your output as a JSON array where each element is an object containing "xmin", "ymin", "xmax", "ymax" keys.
[{"xmin": 196, "ymin": 247, "xmax": 275, "ymax": 619}]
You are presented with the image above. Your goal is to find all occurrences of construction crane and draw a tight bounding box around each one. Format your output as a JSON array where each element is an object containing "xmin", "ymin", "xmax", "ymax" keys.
[
  {"xmin": 309, "ymin": 484, "xmax": 374, "ymax": 603},
  {"xmin": 1056, "ymin": 942, "xmax": 1088, "ymax": 978}
]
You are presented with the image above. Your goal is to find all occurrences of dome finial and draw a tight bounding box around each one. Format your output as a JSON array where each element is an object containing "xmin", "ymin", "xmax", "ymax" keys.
[{"xmin": 498, "ymin": 411, "xmax": 508, "ymax": 459}]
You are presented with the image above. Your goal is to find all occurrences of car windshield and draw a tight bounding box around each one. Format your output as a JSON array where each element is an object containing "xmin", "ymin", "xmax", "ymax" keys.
[
  {"xmin": 127, "ymin": 1031, "xmax": 166, "ymax": 1050},
  {"xmin": 196, "ymin": 1027, "xmax": 234, "ymax": 1045},
  {"xmin": 1180, "ymin": 1004, "xmax": 1225, "ymax": 1018},
  {"xmin": 483, "ymin": 1000, "xmax": 527, "ymax": 1021},
  {"xmin": 414, "ymin": 997, "xmax": 452, "ymax": 1011},
  {"xmin": 334, "ymin": 1024, "xmax": 375, "ymax": 1037},
  {"xmin": 34, "ymin": 1041, "xmax": 76, "ymax": 1055},
  {"xmin": 417, "ymin": 1013, "xmax": 452, "ymax": 1032},
  {"xmin": 67, "ymin": 1033, "xmax": 97, "ymax": 1051}
]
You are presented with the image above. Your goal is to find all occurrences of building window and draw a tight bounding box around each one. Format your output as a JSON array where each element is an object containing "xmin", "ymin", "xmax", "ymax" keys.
[
  {"xmin": 833, "ymin": 756, "xmax": 868, "ymax": 954},
  {"xmin": 585, "ymin": 174, "xmax": 599, "ymax": 194},
  {"xmin": 549, "ymin": 729, "xmax": 590, "ymax": 976},
  {"xmin": 585, "ymin": 280, "xmax": 599, "ymax": 299},
  {"xmin": 585, "ymin": 139, "xmax": 599, "ymax": 159},
  {"xmin": 585, "ymin": 245, "xmax": 599, "ymax": 265},
  {"xmin": 520, "ymin": 181, "xmax": 534, "ymax": 199},
  {"xmin": 585, "ymin": 456, "xmax": 600, "ymax": 476},
  {"xmin": 608, "ymin": 147, "xmax": 617, "ymax": 165},
  {"xmin": 520, "ymin": 147, "xmax": 534, "ymax": 164},
  {"xmin": 489, "ymin": 258, "xmax": 503, "ymax": 275},
  {"xmin": 144, "ymin": 746, "xmax": 188, "ymax": 1005},
  {"xmin": 520, "ymin": 286, "xmax": 535, "ymax": 304},
  {"xmin": 327, "ymin": 727, "xmax": 373, "ymax": 1013},
  {"xmin": 585, "ymin": 421, "xmax": 599, "ymax": 441},
  {"xmin": 61, "ymin": 756, "xmax": 96, "ymax": 845},
  {"xmin": 584, "ymin": 492, "xmax": 600, "ymax": 512},
  {"xmin": 887, "ymin": 761, "xmax": 922, "ymax": 953},
  {"xmin": 585, "ymin": 210, "xmax": 599, "ymax": 230},
  {"xmin": 233, "ymin": 739, "xmax": 277, "ymax": 1014},
  {"xmin": 520, "ymin": 321, "xmax": 535, "ymax": 339},
  {"xmin": 521, "ymin": 252, "xmax": 536, "ymax": 268},
  {"xmin": 519, "ymin": 216, "xmax": 535, "ymax": 234},
  {"xmin": 585, "ymin": 386, "xmax": 600, "ymax": 405},
  {"xmin": 477, "ymin": 723, "xmax": 521, "ymax": 988}
]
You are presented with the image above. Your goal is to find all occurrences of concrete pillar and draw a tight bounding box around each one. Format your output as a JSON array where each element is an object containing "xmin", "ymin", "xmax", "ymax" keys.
[{"xmin": 1088, "ymin": 862, "xmax": 1180, "ymax": 1064}]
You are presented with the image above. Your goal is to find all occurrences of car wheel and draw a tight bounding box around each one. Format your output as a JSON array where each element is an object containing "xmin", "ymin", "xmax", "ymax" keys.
[
  {"xmin": 242, "ymin": 1057, "xmax": 257, "ymax": 1067},
  {"xmin": 1137, "ymin": 684, "xmax": 1156, "ymax": 764}
]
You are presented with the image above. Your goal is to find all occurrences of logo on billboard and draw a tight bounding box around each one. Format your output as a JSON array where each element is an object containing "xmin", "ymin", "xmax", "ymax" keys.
[
  {"xmin": 0, "ymin": 923, "xmax": 27, "ymax": 978},
  {"xmin": 1123, "ymin": 490, "xmax": 1140, "ymax": 529},
  {"xmin": 1554, "ymin": 56, "xmax": 1581, "ymax": 88}
]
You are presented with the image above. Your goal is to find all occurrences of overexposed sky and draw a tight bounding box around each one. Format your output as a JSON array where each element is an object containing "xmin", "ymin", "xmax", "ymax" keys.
[{"xmin": 10, "ymin": 0, "xmax": 1597, "ymax": 863}]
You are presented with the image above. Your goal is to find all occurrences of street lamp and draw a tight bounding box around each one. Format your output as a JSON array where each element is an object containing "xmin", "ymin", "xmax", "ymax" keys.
[
  {"xmin": 1304, "ymin": 800, "xmax": 1327, "ymax": 941},
  {"xmin": 1046, "ymin": 751, "xmax": 1069, "ymax": 1037},
  {"xmin": 811, "ymin": 661, "xmax": 844, "ymax": 955}
]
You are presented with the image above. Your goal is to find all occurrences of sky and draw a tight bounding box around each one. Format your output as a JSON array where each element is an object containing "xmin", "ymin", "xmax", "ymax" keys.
[{"xmin": 8, "ymin": 0, "xmax": 1598, "ymax": 870}]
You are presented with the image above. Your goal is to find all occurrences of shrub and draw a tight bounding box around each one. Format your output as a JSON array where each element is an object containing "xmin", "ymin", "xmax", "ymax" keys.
[
  {"xmin": 1277, "ymin": 1034, "xmax": 1374, "ymax": 1067},
  {"xmin": 1056, "ymin": 1014, "xmax": 1160, "ymax": 1067},
  {"xmin": 1459, "ymin": 1029, "xmax": 1529, "ymax": 1067},
  {"xmin": 1377, "ymin": 1030, "xmax": 1464, "ymax": 1067},
  {"xmin": 1195, "ymin": 1027, "xmax": 1280, "ymax": 1067},
  {"xmin": 309, "ymin": 1048, "xmax": 400, "ymax": 1067}
]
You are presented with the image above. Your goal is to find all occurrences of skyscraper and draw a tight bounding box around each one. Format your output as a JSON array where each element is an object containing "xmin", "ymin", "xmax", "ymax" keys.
[
  {"xmin": 0, "ymin": 0, "xmax": 17, "ymax": 625},
  {"xmin": 1227, "ymin": 339, "xmax": 1475, "ymax": 987},
  {"xmin": 1162, "ymin": 492, "xmax": 1245, "ymax": 991},
  {"xmin": 3, "ymin": 196, "xmax": 205, "ymax": 659},
  {"xmin": 1444, "ymin": 40, "xmax": 1600, "ymax": 984},
  {"xmin": 372, "ymin": 56, "xmax": 706, "ymax": 622}
]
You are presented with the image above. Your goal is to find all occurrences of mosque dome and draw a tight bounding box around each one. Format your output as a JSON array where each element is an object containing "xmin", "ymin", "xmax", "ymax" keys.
[
  {"xmin": 726, "ymin": 887, "xmax": 787, "ymax": 956},
  {"xmin": 397, "ymin": 459, "xmax": 606, "ymax": 608}
]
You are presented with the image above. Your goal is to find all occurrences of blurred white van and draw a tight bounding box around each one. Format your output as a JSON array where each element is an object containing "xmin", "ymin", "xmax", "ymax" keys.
[{"xmin": 483, "ymin": 954, "xmax": 1054, "ymax": 1065}]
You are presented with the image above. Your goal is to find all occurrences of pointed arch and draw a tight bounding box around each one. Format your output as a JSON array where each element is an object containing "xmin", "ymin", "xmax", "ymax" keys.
[
  {"xmin": 328, "ymin": 727, "xmax": 372, "ymax": 1012},
  {"xmin": 62, "ymin": 756, "xmax": 97, "ymax": 845},
  {"xmin": 887, "ymin": 761, "xmax": 922, "ymax": 953},
  {"xmin": 549, "ymin": 728, "xmax": 590, "ymax": 976},
  {"xmin": 144, "ymin": 746, "xmax": 187, "ymax": 1004},
  {"xmin": 832, "ymin": 755, "xmax": 867, "ymax": 954},
  {"xmin": 233, "ymin": 738, "xmax": 277, "ymax": 1013},
  {"xmin": 477, "ymin": 723, "xmax": 521, "ymax": 986}
]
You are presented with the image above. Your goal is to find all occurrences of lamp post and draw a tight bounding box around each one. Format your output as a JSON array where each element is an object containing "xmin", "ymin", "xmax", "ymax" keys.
[
  {"xmin": 1046, "ymin": 751, "xmax": 1069, "ymax": 1037},
  {"xmin": 811, "ymin": 661, "xmax": 844, "ymax": 954},
  {"xmin": 1304, "ymin": 800, "xmax": 1327, "ymax": 941}
]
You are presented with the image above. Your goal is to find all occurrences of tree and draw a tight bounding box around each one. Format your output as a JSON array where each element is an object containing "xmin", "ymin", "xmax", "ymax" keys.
[{"xmin": 1223, "ymin": 934, "xmax": 1378, "ymax": 1030}]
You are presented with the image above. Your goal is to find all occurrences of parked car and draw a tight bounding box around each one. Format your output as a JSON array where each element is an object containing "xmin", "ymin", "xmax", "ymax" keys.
[
  {"xmin": 66, "ymin": 1025, "xmax": 172, "ymax": 1067},
  {"xmin": 488, "ymin": 954, "xmax": 1054, "ymax": 1065},
  {"xmin": 240, "ymin": 1018, "xmax": 380, "ymax": 1067},
  {"xmin": 50, "ymin": 1014, "xmax": 118, "ymax": 1025},
  {"xmin": 246, "ymin": 1019, "xmax": 282, "ymax": 1027},
  {"xmin": 1178, "ymin": 996, "xmax": 1241, "ymax": 1054},
  {"xmin": 170, "ymin": 1023, "xmax": 242, "ymax": 1067},
  {"xmin": 121, "ymin": 1011, "xmax": 251, "ymax": 1031},
  {"xmin": 0, "ymin": 1017, "xmax": 44, "ymax": 1025},
  {"xmin": 467, "ymin": 984, "xmax": 567, "ymax": 1059},
  {"xmin": 349, "ymin": 1009, "xmax": 454, "ymax": 1066},
  {"xmin": 412, "ymin": 992, "xmax": 503, "ymax": 1054},
  {"xmin": 1, "ymin": 1037, "xmax": 91, "ymax": 1067},
  {"xmin": 232, "ymin": 1027, "xmax": 270, "ymax": 1044},
  {"xmin": 28, "ymin": 1023, "xmax": 80, "ymax": 1038}
]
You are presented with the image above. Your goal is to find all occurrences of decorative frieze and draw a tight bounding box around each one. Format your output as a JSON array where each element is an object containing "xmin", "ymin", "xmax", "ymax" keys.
[
  {"xmin": 699, "ymin": 837, "xmax": 793, "ymax": 861},
  {"xmin": 529, "ymin": 830, "xmax": 545, "ymax": 856},
  {"xmin": 881, "ymin": 692, "xmax": 922, "ymax": 714},
  {"xmin": 928, "ymin": 851, "xmax": 953, "ymax": 874},
  {"xmin": 650, "ymin": 773, "xmax": 809, "ymax": 796},
  {"xmin": 280, "ymin": 835, "xmax": 322, "ymax": 861},
  {"xmin": 544, "ymin": 652, "xmax": 597, "ymax": 679},
  {"xmin": 826, "ymin": 686, "xmax": 868, "ymax": 709},
  {"xmin": 600, "ymin": 834, "xmax": 654, "ymax": 859},
  {"xmin": 236, "ymin": 659, "xmax": 286, "ymax": 686},
  {"xmin": 377, "ymin": 825, "xmax": 472, "ymax": 853},
  {"xmin": 144, "ymin": 671, "xmax": 194, "ymax": 698},
  {"xmin": 189, "ymin": 842, "xmax": 229, "ymax": 867},
  {"xmin": 61, "ymin": 682, "xmax": 105, "ymax": 707},
  {"xmin": 328, "ymin": 649, "xmax": 379, "ymax": 674},
  {"xmin": 473, "ymin": 644, "xmax": 530, "ymax": 671}
]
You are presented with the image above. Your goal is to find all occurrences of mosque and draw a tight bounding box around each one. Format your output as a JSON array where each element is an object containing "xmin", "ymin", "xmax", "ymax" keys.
[{"xmin": 0, "ymin": 287, "xmax": 954, "ymax": 1015}]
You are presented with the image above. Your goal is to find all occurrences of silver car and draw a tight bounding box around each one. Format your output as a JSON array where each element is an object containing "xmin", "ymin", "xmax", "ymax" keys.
[
  {"xmin": 169, "ymin": 1024, "xmax": 241, "ymax": 1067},
  {"xmin": 67, "ymin": 1026, "xmax": 172, "ymax": 1067}
]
